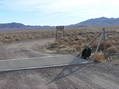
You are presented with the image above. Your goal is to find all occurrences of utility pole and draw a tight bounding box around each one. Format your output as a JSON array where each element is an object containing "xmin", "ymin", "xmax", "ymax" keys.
[
  {"xmin": 102, "ymin": 28, "xmax": 106, "ymax": 59},
  {"xmin": 94, "ymin": 28, "xmax": 106, "ymax": 60},
  {"xmin": 94, "ymin": 31, "xmax": 103, "ymax": 55}
]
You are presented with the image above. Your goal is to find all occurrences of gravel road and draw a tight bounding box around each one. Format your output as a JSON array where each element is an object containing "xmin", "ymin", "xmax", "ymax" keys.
[
  {"xmin": 0, "ymin": 38, "xmax": 55, "ymax": 60},
  {"xmin": 0, "ymin": 62, "xmax": 118, "ymax": 89}
]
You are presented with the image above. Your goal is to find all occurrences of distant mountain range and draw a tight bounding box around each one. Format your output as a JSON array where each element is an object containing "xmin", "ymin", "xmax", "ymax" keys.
[
  {"xmin": 0, "ymin": 22, "xmax": 55, "ymax": 30},
  {"xmin": 0, "ymin": 17, "xmax": 119, "ymax": 30},
  {"xmin": 69, "ymin": 17, "xmax": 119, "ymax": 27}
]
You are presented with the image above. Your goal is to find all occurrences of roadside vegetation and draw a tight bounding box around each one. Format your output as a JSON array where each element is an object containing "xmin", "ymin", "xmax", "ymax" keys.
[
  {"xmin": 0, "ymin": 27, "xmax": 119, "ymax": 62},
  {"xmin": 47, "ymin": 27, "xmax": 119, "ymax": 62},
  {"xmin": 0, "ymin": 29, "xmax": 55, "ymax": 44}
]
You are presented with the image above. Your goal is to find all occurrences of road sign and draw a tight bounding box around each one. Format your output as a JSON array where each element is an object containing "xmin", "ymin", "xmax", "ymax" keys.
[
  {"xmin": 56, "ymin": 26, "xmax": 65, "ymax": 40},
  {"xmin": 56, "ymin": 26, "xmax": 64, "ymax": 30}
]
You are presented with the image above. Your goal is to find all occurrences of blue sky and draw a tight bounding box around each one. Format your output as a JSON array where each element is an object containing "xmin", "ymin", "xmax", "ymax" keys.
[{"xmin": 0, "ymin": 0, "xmax": 119, "ymax": 26}]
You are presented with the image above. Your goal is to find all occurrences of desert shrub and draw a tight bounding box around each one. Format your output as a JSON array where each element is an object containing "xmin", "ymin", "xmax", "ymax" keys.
[
  {"xmin": 103, "ymin": 40, "xmax": 115, "ymax": 48},
  {"xmin": 15, "ymin": 38, "xmax": 20, "ymax": 41},
  {"xmin": 4, "ymin": 36, "xmax": 11, "ymax": 39},
  {"xmin": 0, "ymin": 30, "xmax": 56, "ymax": 44},
  {"xmin": 47, "ymin": 42, "xmax": 59, "ymax": 49},
  {"xmin": 106, "ymin": 45, "xmax": 119, "ymax": 54},
  {"xmin": 59, "ymin": 46, "xmax": 75, "ymax": 53},
  {"xmin": 91, "ymin": 40, "xmax": 114, "ymax": 51},
  {"xmin": 94, "ymin": 52, "xmax": 106, "ymax": 62}
]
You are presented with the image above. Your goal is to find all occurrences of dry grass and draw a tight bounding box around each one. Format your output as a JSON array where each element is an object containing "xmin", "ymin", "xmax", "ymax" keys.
[
  {"xmin": 107, "ymin": 45, "xmax": 119, "ymax": 54},
  {"xmin": 0, "ymin": 29, "xmax": 55, "ymax": 44},
  {"xmin": 47, "ymin": 27, "xmax": 119, "ymax": 62},
  {"xmin": 0, "ymin": 27, "xmax": 118, "ymax": 62},
  {"xmin": 94, "ymin": 52, "xmax": 106, "ymax": 62}
]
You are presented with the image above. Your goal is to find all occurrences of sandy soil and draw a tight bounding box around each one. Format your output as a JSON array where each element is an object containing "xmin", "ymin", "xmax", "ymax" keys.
[{"xmin": 0, "ymin": 38, "xmax": 55, "ymax": 60}]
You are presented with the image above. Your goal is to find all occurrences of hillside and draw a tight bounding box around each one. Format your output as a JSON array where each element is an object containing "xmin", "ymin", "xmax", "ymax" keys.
[
  {"xmin": 71, "ymin": 17, "xmax": 119, "ymax": 27},
  {"xmin": 1, "ymin": 17, "xmax": 119, "ymax": 30},
  {"xmin": 0, "ymin": 22, "xmax": 54, "ymax": 30}
]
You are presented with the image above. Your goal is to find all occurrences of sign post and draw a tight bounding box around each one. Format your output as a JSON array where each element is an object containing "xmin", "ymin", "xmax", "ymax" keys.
[{"xmin": 56, "ymin": 26, "xmax": 64, "ymax": 41}]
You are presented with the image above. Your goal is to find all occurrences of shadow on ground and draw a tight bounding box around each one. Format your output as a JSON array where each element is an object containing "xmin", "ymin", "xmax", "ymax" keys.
[{"xmin": 48, "ymin": 56, "xmax": 91, "ymax": 84}]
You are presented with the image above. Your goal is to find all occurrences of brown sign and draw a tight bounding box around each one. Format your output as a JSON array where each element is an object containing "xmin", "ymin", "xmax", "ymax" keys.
[{"xmin": 56, "ymin": 26, "xmax": 64, "ymax": 30}]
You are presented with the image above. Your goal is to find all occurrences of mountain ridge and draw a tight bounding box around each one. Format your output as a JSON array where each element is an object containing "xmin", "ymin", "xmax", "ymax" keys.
[
  {"xmin": 71, "ymin": 17, "xmax": 119, "ymax": 27},
  {"xmin": 1, "ymin": 17, "xmax": 119, "ymax": 30}
]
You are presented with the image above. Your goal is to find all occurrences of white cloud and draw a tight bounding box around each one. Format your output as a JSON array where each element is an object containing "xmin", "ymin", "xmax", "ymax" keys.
[
  {"xmin": 0, "ymin": 0, "xmax": 108, "ymax": 11},
  {"xmin": 1, "ymin": 0, "xmax": 118, "ymax": 15},
  {"xmin": 1, "ymin": 0, "xmax": 119, "ymax": 24}
]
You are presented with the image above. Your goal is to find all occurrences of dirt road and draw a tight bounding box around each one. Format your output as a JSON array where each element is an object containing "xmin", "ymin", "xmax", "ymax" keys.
[
  {"xmin": 0, "ymin": 62, "xmax": 118, "ymax": 89},
  {"xmin": 0, "ymin": 38, "xmax": 55, "ymax": 60},
  {"xmin": 0, "ymin": 38, "xmax": 118, "ymax": 89}
]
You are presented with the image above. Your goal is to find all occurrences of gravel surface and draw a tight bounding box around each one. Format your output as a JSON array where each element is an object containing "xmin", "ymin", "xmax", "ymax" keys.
[
  {"xmin": 0, "ymin": 62, "xmax": 118, "ymax": 89},
  {"xmin": 0, "ymin": 38, "xmax": 55, "ymax": 60}
]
